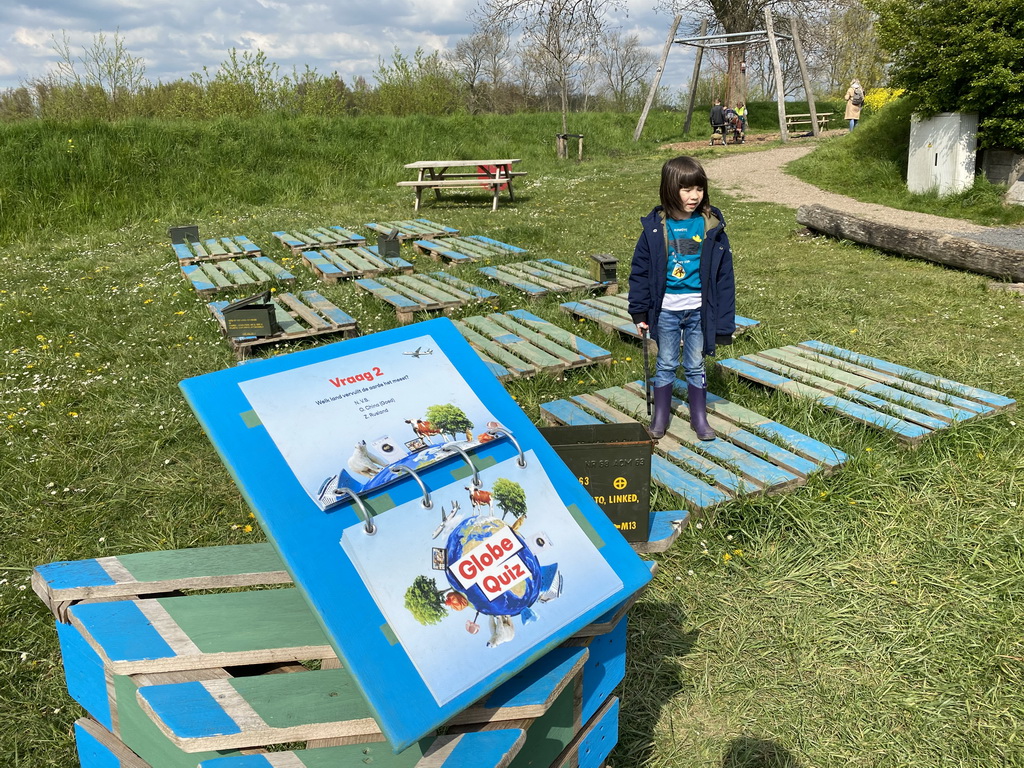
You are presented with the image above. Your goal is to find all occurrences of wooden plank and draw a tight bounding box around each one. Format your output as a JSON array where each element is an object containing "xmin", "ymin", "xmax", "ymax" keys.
[
  {"xmin": 505, "ymin": 310, "xmax": 612, "ymax": 365},
  {"xmin": 267, "ymin": 292, "xmax": 329, "ymax": 330},
  {"xmin": 251, "ymin": 257, "xmax": 295, "ymax": 283},
  {"xmin": 797, "ymin": 341, "xmax": 1013, "ymax": 411},
  {"xmin": 364, "ymin": 220, "xmax": 458, "ymax": 240},
  {"xmin": 273, "ymin": 228, "xmax": 365, "ymax": 254},
  {"xmin": 717, "ymin": 357, "xmax": 931, "ymax": 444},
  {"xmin": 428, "ymin": 272, "xmax": 499, "ymax": 301},
  {"xmin": 549, "ymin": 696, "xmax": 619, "ymax": 768},
  {"xmin": 453, "ymin": 320, "xmax": 536, "ymax": 377},
  {"xmin": 197, "ymin": 729, "xmax": 527, "ymax": 768},
  {"xmin": 486, "ymin": 314, "xmax": 590, "ymax": 367},
  {"xmin": 479, "ymin": 266, "xmax": 548, "ymax": 297},
  {"xmin": 301, "ymin": 291, "xmax": 357, "ymax": 327},
  {"xmin": 463, "ymin": 316, "xmax": 567, "ymax": 373}
]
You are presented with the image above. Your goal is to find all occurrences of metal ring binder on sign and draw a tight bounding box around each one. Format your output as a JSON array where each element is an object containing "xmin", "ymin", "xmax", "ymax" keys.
[
  {"xmin": 487, "ymin": 427, "xmax": 526, "ymax": 468},
  {"xmin": 391, "ymin": 465, "xmax": 433, "ymax": 509},
  {"xmin": 335, "ymin": 487, "xmax": 376, "ymax": 535},
  {"xmin": 440, "ymin": 442, "xmax": 481, "ymax": 488}
]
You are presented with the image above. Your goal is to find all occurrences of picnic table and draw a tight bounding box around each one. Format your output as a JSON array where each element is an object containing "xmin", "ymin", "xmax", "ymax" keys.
[{"xmin": 398, "ymin": 159, "xmax": 525, "ymax": 211}]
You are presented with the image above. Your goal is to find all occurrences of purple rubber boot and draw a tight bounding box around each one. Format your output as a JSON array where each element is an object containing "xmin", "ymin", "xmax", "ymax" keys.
[
  {"xmin": 687, "ymin": 385, "xmax": 715, "ymax": 441},
  {"xmin": 648, "ymin": 384, "xmax": 673, "ymax": 439}
]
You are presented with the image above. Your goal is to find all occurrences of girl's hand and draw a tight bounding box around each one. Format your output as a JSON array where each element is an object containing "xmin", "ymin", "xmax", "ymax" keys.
[{"xmin": 635, "ymin": 322, "xmax": 649, "ymax": 334}]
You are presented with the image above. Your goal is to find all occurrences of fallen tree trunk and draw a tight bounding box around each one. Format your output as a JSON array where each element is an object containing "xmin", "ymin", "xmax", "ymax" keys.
[{"xmin": 796, "ymin": 204, "xmax": 1024, "ymax": 283}]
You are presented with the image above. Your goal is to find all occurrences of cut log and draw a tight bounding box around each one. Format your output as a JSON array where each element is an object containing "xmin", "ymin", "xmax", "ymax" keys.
[{"xmin": 796, "ymin": 204, "xmax": 1024, "ymax": 283}]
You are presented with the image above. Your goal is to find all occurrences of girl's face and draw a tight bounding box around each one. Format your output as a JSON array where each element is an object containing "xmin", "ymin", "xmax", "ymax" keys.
[{"xmin": 679, "ymin": 185, "xmax": 704, "ymax": 215}]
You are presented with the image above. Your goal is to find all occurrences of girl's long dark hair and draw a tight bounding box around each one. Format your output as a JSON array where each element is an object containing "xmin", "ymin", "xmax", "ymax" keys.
[{"xmin": 659, "ymin": 156, "xmax": 711, "ymax": 219}]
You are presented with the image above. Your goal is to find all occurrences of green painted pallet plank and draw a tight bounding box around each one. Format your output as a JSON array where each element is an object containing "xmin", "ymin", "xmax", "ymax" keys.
[
  {"xmin": 237, "ymin": 259, "xmax": 271, "ymax": 283},
  {"xmin": 487, "ymin": 313, "xmax": 587, "ymax": 367},
  {"xmin": 251, "ymin": 256, "xmax": 295, "ymax": 282},
  {"xmin": 407, "ymin": 273, "xmax": 480, "ymax": 304},
  {"xmin": 479, "ymin": 266, "xmax": 548, "ymax": 296},
  {"xmin": 505, "ymin": 310, "xmax": 612, "ymax": 363},
  {"xmin": 559, "ymin": 300, "xmax": 636, "ymax": 335},
  {"xmin": 387, "ymin": 275, "xmax": 463, "ymax": 307},
  {"xmin": 301, "ymin": 291, "xmax": 357, "ymax": 327},
  {"xmin": 718, "ymin": 357, "xmax": 931, "ymax": 444},
  {"xmin": 218, "ymin": 260, "xmax": 257, "ymax": 285},
  {"xmin": 354, "ymin": 278, "xmax": 421, "ymax": 309},
  {"xmin": 463, "ymin": 316, "xmax": 566, "ymax": 372},
  {"xmin": 800, "ymin": 340, "xmax": 1015, "ymax": 410},
  {"xmin": 453, "ymin": 320, "xmax": 535, "ymax": 377},
  {"xmin": 428, "ymin": 272, "xmax": 499, "ymax": 300}
]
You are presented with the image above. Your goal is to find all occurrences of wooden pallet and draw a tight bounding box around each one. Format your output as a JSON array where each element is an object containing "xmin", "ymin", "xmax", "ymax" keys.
[
  {"xmin": 559, "ymin": 294, "xmax": 760, "ymax": 340},
  {"xmin": 364, "ymin": 219, "xmax": 459, "ymax": 241},
  {"xmin": 413, "ymin": 235, "xmax": 528, "ymax": 264},
  {"xmin": 302, "ymin": 245, "xmax": 414, "ymax": 283},
  {"xmin": 208, "ymin": 290, "xmax": 358, "ymax": 358},
  {"xmin": 37, "ymin": 541, "xmax": 631, "ymax": 768},
  {"xmin": 479, "ymin": 259, "xmax": 617, "ymax": 298},
  {"xmin": 455, "ymin": 310, "xmax": 612, "ymax": 379},
  {"xmin": 540, "ymin": 379, "xmax": 847, "ymax": 553},
  {"xmin": 182, "ymin": 257, "xmax": 295, "ymax": 295},
  {"xmin": 172, "ymin": 236, "xmax": 261, "ymax": 265},
  {"xmin": 717, "ymin": 340, "xmax": 1016, "ymax": 446},
  {"xmin": 355, "ymin": 271, "xmax": 498, "ymax": 325},
  {"xmin": 272, "ymin": 226, "xmax": 366, "ymax": 254}
]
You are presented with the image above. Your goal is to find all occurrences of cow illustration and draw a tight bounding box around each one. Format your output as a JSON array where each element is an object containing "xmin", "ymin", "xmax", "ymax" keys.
[
  {"xmin": 405, "ymin": 418, "xmax": 442, "ymax": 444},
  {"xmin": 465, "ymin": 486, "xmax": 493, "ymax": 512}
]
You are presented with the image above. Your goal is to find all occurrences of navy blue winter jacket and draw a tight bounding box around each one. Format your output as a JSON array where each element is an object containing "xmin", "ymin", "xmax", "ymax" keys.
[{"xmin": 627, "ymin": 205, "xmax": 736, "ymax": 356}]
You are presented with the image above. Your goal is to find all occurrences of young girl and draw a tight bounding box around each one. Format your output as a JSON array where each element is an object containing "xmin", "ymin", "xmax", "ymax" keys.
[{"xmin": 628, "ymin": 156, "xmax": 736, "ymax": 441}]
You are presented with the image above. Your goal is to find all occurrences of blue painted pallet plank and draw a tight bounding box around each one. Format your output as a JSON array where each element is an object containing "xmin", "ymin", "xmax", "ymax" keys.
[
  {"xmin": 301, "ymin": 291, "xmax": 356, "ymax": 327},
  {"xmin": 70, "ymin": 601, "xmax": 177, "ymax": 664},
  {"xmin": 453, "ymin": 320, "xmax": 535, "ymax": 376},
  {"xmin": 429, "ymin": 272, "xmax": 499, "ymax": 300},
  {"xmin": 328, "ymin": 226, "xmax": 366, "ymax": 243},
  {"xmin": 599, "ymin": 387, "xmax": 802, "ymax": 488},
  {"xmin": 181, "ymin": 264, "xmax": 217, "ymax": 293},
  {"xmin": 506, "ymin": 310, "xmax": 611, "ymax": 361},
  {"xmin": 355, "ymin": 278, "xmax": 421, "ymax": 309},
  {"xmin": 485, "ymin": 313, "xmax": 589, "ymax": 367},
  {"xmin": 800, "ymin": 340, "xmax": 1015, "ymax": 409},
  {"xmin": 172, "ymin": 243, "xmax": 194, "ymax": 262},
  {"xmin": 735, "ymin": 315, "xmax": 759, "ymax": 330},
  {"xmin": 699, "ymin": 390, "xmax": 848, "ymax": 469},
  {"xmin": 718, "ymin": 357, "xmax": 931, "ymax": 442},
  {"xmin": 518, "ymin": 262, "xmax": 590, "ymax": 290},
  {"xmin": 203, "ymin": 238, "xmax": 231, "ymax": 257},
  {"xmin": 416, "ymin": 239, "xmax": 473, "ymax": 263},
  {"xmin": 537, "ymin": 258, "xmax": 592, "ymax": 280},
  {"xmin": 787, "ymin": 345, "xmax": 993, "ymax": 416},
  {"xmin": 469, "ymin": 646, "xmax": 587, "ymax": 713},
  {"xmin": 236, "ymin": 236, "xmax": 261, "ymax": 254},
  {"xmin": 661, "ymin": 441, "xmax": 752, "ymax": 495},
  {"xmin": 198, "ymin": 730, "xmax": 527, "ymax": 768},
  {"xmin": 565, "ymin": 697, "xmax": 619, "ymax": 768},
  {"xmin": 478, "ymin": 265, "xmax": 548, "ymax": 296},
  {"xmin": 138, "ymin": 680, "xmax": 242, "ymax": 738},
  {"xmin": 252, "ymin": 256, "xmax": 294, "ymax": 282},
  {"xmin": 578, "ymin": 615, "xmax": 626, "ymax": 724},
  {"xmin": 743, "ymin": 351, "xmax": 960, "ymax": 430},
  {"xmin": 765, "ymin": 347, "xmax": 976, "ymax": 423},
  {"xmin": 559, "ymin": 300, "xmax": 637, "ymax": 335},
  {"xmin": 469, "ymin": 235, "xmax": 528, "ymax": 253},
  {"xmin": 305, "ymin": 250, "xmax": 348, "ymax": 279}
]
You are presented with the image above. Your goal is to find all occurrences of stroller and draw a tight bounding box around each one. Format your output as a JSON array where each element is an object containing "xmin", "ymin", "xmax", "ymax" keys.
[{"xmin": 710, "ymin": 107, "xmax": 745, "ymax": 146}]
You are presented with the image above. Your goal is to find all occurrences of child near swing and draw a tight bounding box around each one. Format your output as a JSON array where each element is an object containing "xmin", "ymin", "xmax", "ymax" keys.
[{"xmin": 628, "ymin": 156, "xmax": 736, "ymax": 441}]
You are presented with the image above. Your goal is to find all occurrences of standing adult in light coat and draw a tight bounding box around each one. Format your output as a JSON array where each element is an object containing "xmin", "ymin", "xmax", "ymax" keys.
[{"xmin": 844, "ymin": 79, "xmax": 864, "ymax": 132}]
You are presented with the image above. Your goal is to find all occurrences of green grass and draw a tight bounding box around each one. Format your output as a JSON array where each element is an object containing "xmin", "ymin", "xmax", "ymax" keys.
[
  {"xmin": 787, "ymin": 99, "xmax": 1024, "ymax": 226},
  {"xmin": 1, "ymin": 112, "xmax": 1023, "ymax": 768}
]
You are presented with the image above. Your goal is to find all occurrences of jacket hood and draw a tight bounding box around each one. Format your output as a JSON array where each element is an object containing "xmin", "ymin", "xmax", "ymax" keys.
[{"xmin": 642, "ymin": 205, "xmax": 725, "ymax": 232}]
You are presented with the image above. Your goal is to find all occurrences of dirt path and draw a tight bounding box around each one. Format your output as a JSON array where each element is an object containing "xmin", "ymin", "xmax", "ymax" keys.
[{"xmin": 686, "ymin": 142, "xmax": 988, "ymax": 234}]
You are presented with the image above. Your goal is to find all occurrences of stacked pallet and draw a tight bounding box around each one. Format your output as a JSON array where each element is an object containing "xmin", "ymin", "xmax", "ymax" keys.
[{"xmin": 35, "ymin": 543, "xmax": 641, "ymax": 768}]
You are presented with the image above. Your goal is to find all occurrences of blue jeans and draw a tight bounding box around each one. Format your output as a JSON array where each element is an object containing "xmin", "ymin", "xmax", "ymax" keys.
[
  {"xmin": 849, "ymin": 119, "xmax": 857, "ymax": 132},
  {"xmin": 653, "ymin": 308, "xmax": 705, "ymax": 388}
]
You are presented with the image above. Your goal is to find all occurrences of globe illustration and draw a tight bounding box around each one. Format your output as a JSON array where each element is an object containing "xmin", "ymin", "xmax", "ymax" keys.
[{"xmin": 445, "ymin": 515, "xmax": 541, "ymax": 616}]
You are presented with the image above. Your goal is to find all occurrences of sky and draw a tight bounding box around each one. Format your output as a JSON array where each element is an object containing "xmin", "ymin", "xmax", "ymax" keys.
[{"xmin": 0, "ymin": 0, "xmax": 702, "ymax": 100}]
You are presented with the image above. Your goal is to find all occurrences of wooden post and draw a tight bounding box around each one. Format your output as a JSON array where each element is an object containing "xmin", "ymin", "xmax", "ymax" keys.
[
  {"xmin": 764, "ymin": 9, "xmax": 789, "ymax": 143},
  {"xmin": 789, "ymin": 16, "xmax": 820, "ymax": 136},
  {"xmin": 682, "ymin": 18, "xmax": 708, "ymax": 136},
  {"xmin": 634, "ymin": 15, "xmax": 682, "ymax": 142}
]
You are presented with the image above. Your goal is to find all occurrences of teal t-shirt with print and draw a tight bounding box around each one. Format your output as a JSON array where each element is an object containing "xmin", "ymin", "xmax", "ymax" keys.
[{"xmin": 665, "ymin": 216, "xmax": 704, "ymax": 295}]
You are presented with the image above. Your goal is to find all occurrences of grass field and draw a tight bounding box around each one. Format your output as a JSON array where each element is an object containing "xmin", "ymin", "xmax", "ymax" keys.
[{"xmin": 1, "ymin": 111, "xmax": 1022, "ymax": 768}]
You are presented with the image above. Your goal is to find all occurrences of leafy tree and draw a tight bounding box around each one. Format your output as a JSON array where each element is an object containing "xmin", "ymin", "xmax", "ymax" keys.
[
  {"xmin": 425, "ymin": 404, "xmax": 474, "ymax": 442},
  {"xmin": 404, "ymin": 575, "xmax": 448, "ymax": 625},
  {"xmin": 492, "ymin": 478, "xmax": 528, "ymax": 521},
  {"xmin": 866, "ymin": 0, "xmax": 1024, "ymax": 149}
]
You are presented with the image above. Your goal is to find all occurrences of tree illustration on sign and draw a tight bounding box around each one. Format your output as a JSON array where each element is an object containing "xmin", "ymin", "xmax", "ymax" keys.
[
  {"xmin": 492, "ymin": 477, "xmax": 527, "ymax": 521},
  {"xmin": 404, "ymin": 575, "xmax": 449, "ymax": 626},
  {"xmin": 425, "ymin": 403, "xmax": 474, "ymax": 441}
]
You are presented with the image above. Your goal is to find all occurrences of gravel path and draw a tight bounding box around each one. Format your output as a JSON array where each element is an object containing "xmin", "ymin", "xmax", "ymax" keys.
[{"xmin": 700, "ymin": 143, "xmax": 990, "ymax": 234}]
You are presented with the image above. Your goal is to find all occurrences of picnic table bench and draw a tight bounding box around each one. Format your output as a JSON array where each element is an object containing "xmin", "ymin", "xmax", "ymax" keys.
[
  {"xmin": 355, "ymin": 271, "xmax": 498, "ymax": 324},
  {"xmin": 478, "ymin": 259, "xmax": 617, "ymax": 298},
  {"xmin": 182, "ymin": 257, "xmax": 295, "ymax": 295},
  {"xmin": 398, "ymin": 160, "xmax": 525, "ymax": 211},
  {"xmin": 272, "ymin": 227, "xmax": 366, "ymax": 254},
  {"xmin": 208, "ymin": 290, "xmax": 359, "ymax": 358},
  {"xmin": 301, "ymin": 245, "xmax": 414, "ymax": 283},
  {"xmin": 35, "ymin": 542, "xmax": 644, "ymax": 768},
  {"xmin": 413, "ymin": 235, "xmax": 527, "ymax": 264},
  {"xmin": 785, "ymin": 112, "xmax": 832, "ymax": 132}
]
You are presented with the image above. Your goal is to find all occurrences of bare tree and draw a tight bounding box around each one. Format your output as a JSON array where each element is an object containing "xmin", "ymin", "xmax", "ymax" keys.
[
  {"xmin": 478, "ymin": 0, "xmax": 623, "ymax": 132},
  {"xmin": 597, "ymin": 29, "xmax": 657, "ymax": 110}
]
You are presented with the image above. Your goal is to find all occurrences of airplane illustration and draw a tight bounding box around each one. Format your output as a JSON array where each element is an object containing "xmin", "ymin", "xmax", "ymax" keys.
[{"xmin": 403, "ymin": 346, "xmax": 434, "ymax": 358}]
